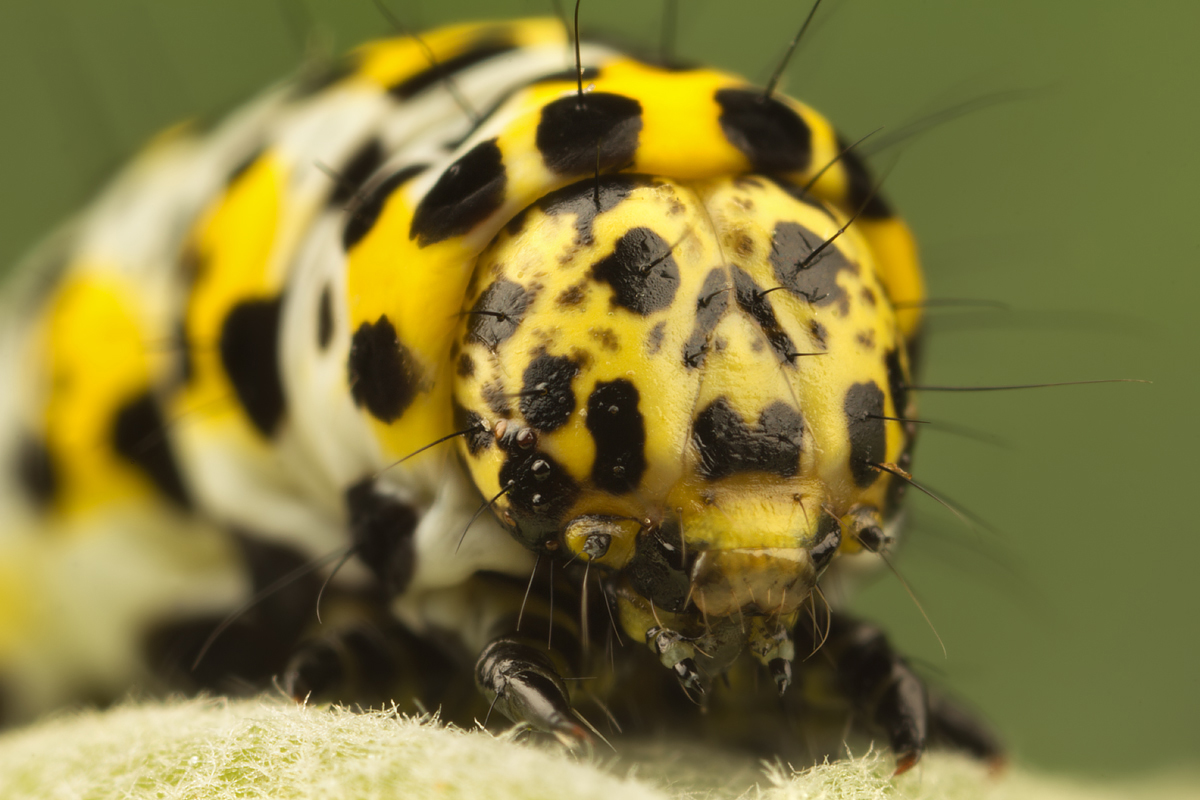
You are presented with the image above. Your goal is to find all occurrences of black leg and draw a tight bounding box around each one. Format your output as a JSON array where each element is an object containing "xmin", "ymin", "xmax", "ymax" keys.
[
  {"xmin": 800, "ymin": 611, "xmax": 928, "ymax": 774},
  {"xmin": 475, "ymin": 635, "xmax": 590, "ymax": 747},
  {"xmin": 928, "ymin": 692, "xmax": 1005, "ymax": 770}
]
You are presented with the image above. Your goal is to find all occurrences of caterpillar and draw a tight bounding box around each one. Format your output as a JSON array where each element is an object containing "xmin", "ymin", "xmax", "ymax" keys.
[{"xmin": 0, "ymin": 4, "xmax": 1007, "ymax": 774}]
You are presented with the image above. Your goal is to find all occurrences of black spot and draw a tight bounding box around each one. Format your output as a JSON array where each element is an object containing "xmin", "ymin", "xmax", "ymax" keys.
[
  {"xmin": 482, "ymin": 380, "xmax": 511, "ymax": 418},
  {"xmin": 536, "ymin": 92, "xmax": 643, "ymax": 176},
  {"xmin": 556, "ymin": 282, "xmax": 587, "ymax": 308},
  {"xmin": 388, "ymin": 38, "xmax": 518, "ymax": 100},
  {"xmin": 732, "ymin": 265, "xmax": 796, "ymax": 363},
  {"xmin": 219, "ymin": 297, "xmax": 286, "ymax": 437},
  {"xmin": 410, "ymin": 139, "xmax": 506, "ymax": 246},
  {"xmin": 586, "ymin": 380, "xmax": 645, "ymax": 494},
  {"xmin": 13, "ymin": 434, "xmax": 56, "ymax": 509},
  {"xmin": 539, "ymin": 174, "xmax": 654, "ymax": 245},
  {"xmin": 646, "ymin": 321, "xmax": 666, "ymax": 355},
  {"xmin": 345, "ymin": 478, "xmax": 419, "ymax": 595},
  {"xmin": 452, "ymin": 401, "xmax": 491, "ymax": 456},
  {"xmin": 715, "ymin": 88, "xmax": 811, "ymax": 174},
  {"xmin": 692, "ymin": 398, "xmax": 803, "ymax": 480},
  {"xmin": 837, "ymin": 135, "xmax": 892, "ymax": 219},
  {"xmin": 348, "ymin": 316, "xmax": 421, "ymax": 423},
  {"xmin": 456, "ymin": 352, "xmax": 475, "ymax": 378},
  {"xmin": 466, "ymin": 279, "xmax": 532, "ymax": 350},
  {"xmin": 810, "ymin": 513, "xmax": 843, "ymax": 572},
  {"xmin": 809, "ymin": 320, "xmax": 828, "ymax": 350},
  {"xmin": 769, "ymin": 220, "xmax": 856, "ymax": 309},
  {"xmin": 317, "ymin": 285, "xmax": 334, "ymax": 350},
  {"xmin": 343, "ymin": 164, "xmax": 427, "ymax": 250},
  {"xmin": 519, "ymin": 354, "xmax": 578, "ymax": 432},
  {"xmin": 497, "ymin": 449, "xmax": 578, "ymax": 547},
  {"xmin": 112, "ymin": 392, "xmax": 191, "ymax": 508},
  {"xmin": 844, "ymin": 382, "xmax": 886, "ymax": 488},
  {"xmin": 683, "ymin": 268, "xmax": 731, "ymax": 368},
  {"xmin": 143, "ymin": 534, "xmax": 319, "ymax": 691},
  {"xmin": 626, "ymin": 522, "xmax": 692, "ymax": 613},
  {"xmin": 329, "ymin": 138, "xmax": 385, "ymax": 207},
  {"xmin": 592, "ymin": 227, "xmax": 680, "ymax": 315}
]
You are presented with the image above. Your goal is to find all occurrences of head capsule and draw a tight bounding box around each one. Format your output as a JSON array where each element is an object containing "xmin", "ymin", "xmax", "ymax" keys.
[{"xmin": 452, "ymin": 170, "xmax": 916, "ymax": 684}]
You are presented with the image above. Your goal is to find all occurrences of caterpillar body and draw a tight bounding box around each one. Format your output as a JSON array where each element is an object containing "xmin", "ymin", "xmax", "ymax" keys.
[{"xmin": 0, "ymin": 14, "xmax": 1001, "ymax": 773}]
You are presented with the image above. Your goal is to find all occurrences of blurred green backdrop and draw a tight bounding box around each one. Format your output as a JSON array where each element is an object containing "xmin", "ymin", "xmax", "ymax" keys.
[{"xmin": 0, "ymin": 0, "xmax": 1194, "ymax": 779}]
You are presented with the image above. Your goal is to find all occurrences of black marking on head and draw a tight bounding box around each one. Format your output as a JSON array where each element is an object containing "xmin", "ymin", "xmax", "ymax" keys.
[
  {"xmin": 343, "ymin": 164, "xmax": 426, "ymax": 250},
  {"xmin": 329, "ymin": 138, "xmax": 385, "ymax": 207},
  {"xmin": 348, "ymin": 316, "xmax": 421, "ymax": 423},
  {"xmin": 143, "ymin": 534, "xmax": 319, "ymax": 690},
  {"xmin": 586, "ymin": 379, "xmax": 645, "ymax": 494},
  {"xmin": 219, "ymin": 297, "xmax": 286, "ymax": 437},
  {"xmin": 683, "ymin": 268, "xmax": 731, "ymax": 368},
  {"xmin": 112, "ymin": 392, "xmax": 191, "ymax": 509},
  {"xmin": 345, "ymin": 478, "xmax": 419, "ymax": 595},
  {"xmin": 769, "ymin": 220, "xmax": 855, "ymax": 309},
  {"xmin": 844, "ymin": 382, "xmax": 886, "ymax": 488},
  {"xmin": 646, "ymin": 321, "xmax": 666, "ymax": 355},
  {"xmin": 731, "ymin": 265, "xmax": 796, "ymax": 363},
  {"xmin": 885, "ymin": 348, "xmax": 909, "ymax": 418},
  {"xmin": 588, "ymin": 225, "xmax": 676, "ymax": 316},
  {"xmin": 536, "ymin": 92, "xmax": 643, "ymax": 176},
  {"xmin": 482, "ymin": 381, "xmax": 511, "ymax": 418},
  {"xmin": 627, "ymin": 522, "xmax": 692, "ymax": 613},
  {"xmin": 456, "ymin": 352, "xmax": 475, "ymax": 378},
  {"xmin": 836, "ymin": 135, "xmax": 892, "ymax": 219},
  {"xmin": 497, "ymin": 448, "xmax": 578, "ymax": 547},
  {"xmin": 317, "ymin": 285, "xmax": 334, "ymax": 351},
  {"xmin": 856, "ymin": 330, "xmax": 876, "ymax": 350},
  {"xmin": 466, "ymin": 279, "xmax": 532, "ymax": 351},
  {"xmin": 452, "ymin": 401, "xmax": 491, "ymax": 456},
  {"xmin": 13, "ymin": 434, "xmax": 57, "ymax": 509},
  {"xmin": 539, "ymin": 173, "xmax": 654, "ymax": 245},
  {"xmin": 388, "ymin": 38, "xmax": 518, "ymax": 100},
  {"xmin": 692, "ymin": 398, "xmax": 803, "ymax": 480},
  {"xmin": 591, "ymin": 227, "xmax": 680, "ymax": 316},
  {"xmin": 715, "ymin": 88, "xmax": 811, "ymax": 174},
  {"xmin": 519, "ymin": 354, "xmax": 578, "ymax": 432},
  {"xmin": 809, "ymin": 320, "xmax": 828, "ymax": 350},
  {"xmin": 810, "ymin": 513, "xmax": 843, "ymax": 572},
  {"xmin": 410, "ymin": 138, "xmax": 507, "ymax": 246},
  {"xmin": 556, "ymin": 282, "xmax": 587, "ymax": 308}
]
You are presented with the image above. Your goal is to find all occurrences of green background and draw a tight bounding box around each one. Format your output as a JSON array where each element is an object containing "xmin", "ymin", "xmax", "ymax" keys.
[{"xmin": 0, "ymin": 0, "xmax": 1194, "ymax": 779}]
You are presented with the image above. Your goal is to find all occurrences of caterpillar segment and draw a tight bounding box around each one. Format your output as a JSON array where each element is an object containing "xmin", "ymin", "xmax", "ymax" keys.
[{"xmin": 0, "ymin": 18, "xmax": 999, "ymax": 773}]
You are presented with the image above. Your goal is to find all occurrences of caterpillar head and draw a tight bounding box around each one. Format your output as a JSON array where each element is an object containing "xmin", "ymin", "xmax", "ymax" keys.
[{"xmin": 452, "ymin": 171, "xmax": 916, "ymax": 691}]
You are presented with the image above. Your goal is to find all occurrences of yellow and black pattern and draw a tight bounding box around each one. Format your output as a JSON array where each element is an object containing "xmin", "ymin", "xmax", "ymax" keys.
[{"xmin": 0, "ymin": 16, "xmax": 999, "ymax": 772}]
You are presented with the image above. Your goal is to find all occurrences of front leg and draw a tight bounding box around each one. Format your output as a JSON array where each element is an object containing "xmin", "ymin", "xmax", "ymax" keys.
[
  {"xmin": 476, "ymin": 635, "xmax": 590, "ymax": 747},
  {"xmin": 800, "ymin": 611, "xmax": 928, "ymax": 774}
]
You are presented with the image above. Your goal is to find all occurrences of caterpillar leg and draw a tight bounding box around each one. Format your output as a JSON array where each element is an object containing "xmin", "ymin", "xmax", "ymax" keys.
[
  {"xmin": 282, "ymin": 616, "xmax": 453, "ymax": 708},
  {"xmin": 799, "ymin": 611, "xmax": 929, "ymax": 774},
  {"xmin": 928, "ymin": 692, "xmax": 1006, "ymax": 770},
  {"xmin": 475, "ymin": 634, "xmax": 590, "ymax": 747}
]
